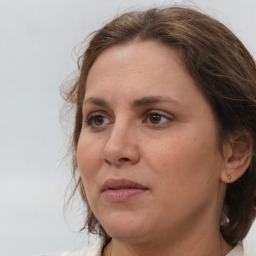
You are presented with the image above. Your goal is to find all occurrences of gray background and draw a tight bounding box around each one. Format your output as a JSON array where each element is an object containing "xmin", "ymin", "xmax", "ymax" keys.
[{"xmin": 0, "ymin": 0, "xmax": 255, "ymax": 255}]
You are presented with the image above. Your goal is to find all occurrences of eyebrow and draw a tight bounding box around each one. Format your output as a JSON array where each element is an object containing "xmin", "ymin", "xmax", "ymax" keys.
[
  {"xmin": 83, "ymin": 96, "xmax": 186, "ymax": 108},
  {"xmin": 83, "ymin": 97, "xmax": 109, "ymax": 107},
  {"xmin": 133, "ymin": 96, "xmax": 186, "ymax": 108}
]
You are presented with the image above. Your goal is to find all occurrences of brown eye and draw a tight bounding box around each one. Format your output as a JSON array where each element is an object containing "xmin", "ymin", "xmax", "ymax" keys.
[
  {"xmin": 145, "ymin": 111, "xmax": 173, "ymax": 126},
  {"xmin": 93, "ymin": 115, "xmax": 105, "ymax": 126},
  {"xmin": 86, "ymin": 113, "xmax": 111, "ymax": 128},
  {"xmin": 149, "ymin": 113, "xmax": 162, "ymax": 124}
]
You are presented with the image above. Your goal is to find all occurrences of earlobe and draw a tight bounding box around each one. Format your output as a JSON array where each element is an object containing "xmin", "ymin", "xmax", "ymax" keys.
[{"xmin": 221, "ymin": 130, "xmax": 253, "ymax": 184}]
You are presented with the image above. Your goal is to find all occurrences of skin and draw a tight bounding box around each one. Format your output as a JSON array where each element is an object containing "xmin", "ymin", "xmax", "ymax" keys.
[{"xmin": 77, "ymin": 41, "xmax": 234, "ymax": 256}]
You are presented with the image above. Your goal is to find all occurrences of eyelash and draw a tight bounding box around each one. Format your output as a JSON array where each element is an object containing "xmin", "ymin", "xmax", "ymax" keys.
[
  {"xmin": 144, "ymin": 110, "xmax": 173, "ymax": 126},
  {"xmin": 85, "ymin": 112, "xmax": 111, "ymax": 129},
  {"xmin": 84, "ymin": 110, "xmax": 173, "ymax": 129}
]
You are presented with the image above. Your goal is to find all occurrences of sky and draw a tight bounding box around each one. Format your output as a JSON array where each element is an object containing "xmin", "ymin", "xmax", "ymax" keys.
[{"xmin": 0, "ymin": 0, "xmax": 256, "ymax": 255}]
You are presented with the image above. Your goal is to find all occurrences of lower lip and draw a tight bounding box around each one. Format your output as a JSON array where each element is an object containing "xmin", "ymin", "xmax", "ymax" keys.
[{"xmin": 103, "ymin": 188, "xmax": 147, "ymax": 202}]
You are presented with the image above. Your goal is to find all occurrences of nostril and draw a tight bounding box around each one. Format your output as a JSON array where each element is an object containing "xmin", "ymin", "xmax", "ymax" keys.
[
  {"xmin": 120, "ymin": 157, "xmax": 130, "ymax": 162},
  {"xmin": 103, "ymin": 157, "xmax": 129, "ymax": 165},
  {"xmin": 104, "ymin": 159, "xmax": 112, "ymax": 165}
]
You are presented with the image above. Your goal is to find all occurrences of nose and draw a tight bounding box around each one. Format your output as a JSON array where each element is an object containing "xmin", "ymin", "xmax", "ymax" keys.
[{"xmin": 101, "ymin": 122, "xmax": 140, "ymax": 166}]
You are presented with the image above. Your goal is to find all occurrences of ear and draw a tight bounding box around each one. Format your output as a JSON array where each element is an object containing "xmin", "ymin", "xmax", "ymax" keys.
[{"xmin": 221, "ymin": 130, "xmax": 253, "ymax": 184}]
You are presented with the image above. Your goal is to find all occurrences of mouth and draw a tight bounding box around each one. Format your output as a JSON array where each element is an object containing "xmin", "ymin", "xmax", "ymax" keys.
[{"xmin": 101, "ymin": 178, "xmax": 148, "ymax": 202}]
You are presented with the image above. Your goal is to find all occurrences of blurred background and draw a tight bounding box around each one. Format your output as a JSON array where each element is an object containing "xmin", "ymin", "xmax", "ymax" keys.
[{"xmin": 0, "ymin": 0, "xmax": 255, "ymax": 255}]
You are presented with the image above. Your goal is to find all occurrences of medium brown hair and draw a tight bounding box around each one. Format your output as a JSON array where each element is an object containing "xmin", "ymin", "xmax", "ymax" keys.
[{"xmin": 64, "ymin": 7, "xmax": 256, "ymax": 245}]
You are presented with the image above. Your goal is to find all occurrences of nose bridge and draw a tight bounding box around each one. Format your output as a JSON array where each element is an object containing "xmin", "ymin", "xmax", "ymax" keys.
[{"xmin": 101, "ymin": 117, "xmax": 139, "ymax": 165}]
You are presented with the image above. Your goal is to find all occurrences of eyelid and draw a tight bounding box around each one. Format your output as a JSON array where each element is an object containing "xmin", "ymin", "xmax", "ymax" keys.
[
  {"xmin": 146, "ymin": 109, "xmax": 174, "ymax": 119},
  {"xmin": 84, "ymin": 111, "xmax": 112, "ymax": 129},
  {"xmin": 144, "ymin": 109, "xmax": 174, "ymax": 126},
  {"xmin": 84, "ymin": 110, "xmax": 109, "ymax": 120}
]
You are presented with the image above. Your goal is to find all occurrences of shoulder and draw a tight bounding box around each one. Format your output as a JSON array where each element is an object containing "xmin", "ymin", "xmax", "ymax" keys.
[
  {"xmin": 226, "ymin": 243, "xmax": 244, "ymax": 256},
  {"xmin": 38, "ymin": 239, "xmax": 104, "ymax": 256}
]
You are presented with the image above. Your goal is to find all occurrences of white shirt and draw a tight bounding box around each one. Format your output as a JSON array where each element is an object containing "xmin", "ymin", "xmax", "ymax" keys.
[{"xmin": 41, "ymin": 240, "xmax": 244, "ymax": 256}]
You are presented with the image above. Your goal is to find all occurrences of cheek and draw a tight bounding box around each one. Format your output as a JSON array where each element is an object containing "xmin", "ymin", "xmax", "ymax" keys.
[
  {"xmin": 148, "ymin": 128, "xmax": 222, "ymax": 189},
  {"xmin": 76, "ymin": 135, "xmax": 106, "ymax": 213},
  {"xmin": 146, "ymin": 133, "xmax": 191, "ymax": 173},
  {"xmin": 77, "ymin": 135, "xmax": 102, "ymax": 185},
  {"xmin": 146, "ymin": 134, "xmax": 223, "ymax": 221}
]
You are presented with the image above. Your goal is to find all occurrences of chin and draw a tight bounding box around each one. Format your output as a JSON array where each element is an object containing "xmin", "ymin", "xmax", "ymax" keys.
[{"xmin": 99, "ymin": 212, "xmax": 150, "ymax": 240}]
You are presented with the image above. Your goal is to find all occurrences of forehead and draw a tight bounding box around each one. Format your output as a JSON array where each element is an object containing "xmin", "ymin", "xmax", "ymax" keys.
[{"xmin": 85, "ymin": 41, "xmax": 192, "ymax": 98}]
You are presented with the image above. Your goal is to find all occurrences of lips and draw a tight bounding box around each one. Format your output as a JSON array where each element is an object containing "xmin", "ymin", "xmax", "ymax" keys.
[
  {"xmin": 101, "ymin": 178, "xmax": 148, "ymax": 202},
  {"xmin": 102, "ymin": 178, "xmax": 147, "ymax": 191}
]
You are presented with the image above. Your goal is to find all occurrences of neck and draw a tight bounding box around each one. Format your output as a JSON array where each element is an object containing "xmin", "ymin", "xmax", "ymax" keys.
[{"xmin": 105, "ymin": 232, "xmax": 232, "ymax": 256}]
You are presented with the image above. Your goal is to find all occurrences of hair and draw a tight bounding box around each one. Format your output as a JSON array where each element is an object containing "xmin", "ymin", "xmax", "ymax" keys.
[{"xmin": 64, "ymin": 7, "xmax": 256, "ymax": 245}]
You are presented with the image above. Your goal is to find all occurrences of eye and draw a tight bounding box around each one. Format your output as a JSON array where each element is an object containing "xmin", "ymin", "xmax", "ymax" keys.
[
  {"xmin": 145, "ymin": 111, "xmax": 173, "ymax": 125},
  {"xmin": 85, "ymin": 113, "xmax": 111, "ymax": 129},
  {"xmin": 148, "ymin": 113, "xmax": 163, "ymax": 124}
]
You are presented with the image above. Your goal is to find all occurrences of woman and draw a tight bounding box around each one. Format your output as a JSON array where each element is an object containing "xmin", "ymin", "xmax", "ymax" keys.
[{"xmin": 54, "ymin": 6, "xmax": 256, "ymax": 256}]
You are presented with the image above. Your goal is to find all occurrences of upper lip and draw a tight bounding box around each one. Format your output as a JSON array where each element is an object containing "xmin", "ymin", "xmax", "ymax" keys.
[{"xmin": 102, "ymin": 178, "xmax": 148, "ymax": 191}]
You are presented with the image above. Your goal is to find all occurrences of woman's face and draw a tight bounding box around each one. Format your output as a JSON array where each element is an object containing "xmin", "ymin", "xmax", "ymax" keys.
[{"xmin": 77, "ymin": 41, "xmax": 227, "ymax": 243}]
